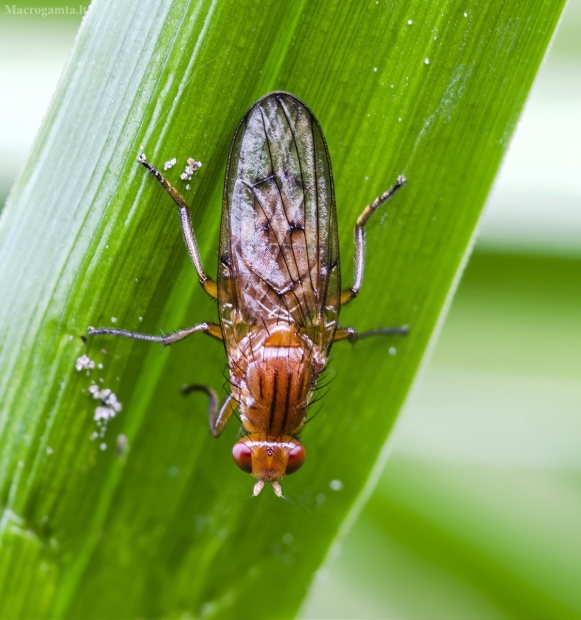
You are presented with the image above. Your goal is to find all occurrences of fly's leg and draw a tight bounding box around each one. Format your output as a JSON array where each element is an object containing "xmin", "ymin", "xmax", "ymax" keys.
[
  {"xmin": 334, "ymin": 325, "xmax": 409, "ymax": 343},
  {"xmin": 88, "ymin": 322, "xmax": 222, "ymax": 345},
  {"xmin": 181, "ymin": 386, "xmax": 237, "ymax": 437},
  {"xmin": 341, "ymin": 175, "xmax": 406, "ymax": 306},
  {"xmin": 138, "ymin": 153, "xmax": 218, "ymax": 299}
]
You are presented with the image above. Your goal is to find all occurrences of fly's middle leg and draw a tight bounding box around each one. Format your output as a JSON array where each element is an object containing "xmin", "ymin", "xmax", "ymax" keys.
[
  {"xmin": 340, "ymin": 174, "xmax": 406, "ymax": 306},
  {"xmin": 88, "ymin": 322, "xmax": 222, "ymax": 345},
  {"xmin": 334, "ymin": 325, "xmax": 409, "ymax": 343},
  {"xmin": 138, "ymin": 154, "xmax": 218, "ymax": 299},
  {"xmin": 182, "ymin": 386, "xmax": 237, "ymax": 437}
]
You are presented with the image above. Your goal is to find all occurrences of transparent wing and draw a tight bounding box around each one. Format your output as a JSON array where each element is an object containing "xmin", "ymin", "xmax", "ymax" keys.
[{"xmin": 218, "ymin": 93, "xmax": 340, "ymax": 353}]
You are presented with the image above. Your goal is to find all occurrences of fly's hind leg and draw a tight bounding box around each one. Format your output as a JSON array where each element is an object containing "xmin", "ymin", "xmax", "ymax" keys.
[
  {"xmin": 88, "ymin": 322, "xmax": 222, "ymax": 346},
  {"xmin": 138, "ymin": 153, "xmax": 217, "ymax": 299},
  {"xmin": 335, "ymin": 325, "xmax": 409, "ymax": 343},
  {"xmin": 340, "ymin": 175, "xmax": 406, "ymax": 306},
  {"xmin": 181, "ymin": 386, "xmax": 237, "ymax": 437}
]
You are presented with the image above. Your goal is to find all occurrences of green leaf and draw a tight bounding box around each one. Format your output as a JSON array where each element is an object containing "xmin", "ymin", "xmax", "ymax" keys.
[{"xmin": 0, "ymin": 0, "xmax": 564, "ymax": 617}]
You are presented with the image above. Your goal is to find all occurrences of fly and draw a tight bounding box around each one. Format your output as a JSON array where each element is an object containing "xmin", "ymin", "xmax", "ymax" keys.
[{"xmin": 89, "ymin": 92, "xmax": 407, "ymax": 497}]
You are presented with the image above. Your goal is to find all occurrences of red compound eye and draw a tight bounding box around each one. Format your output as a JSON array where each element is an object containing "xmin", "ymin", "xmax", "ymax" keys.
[
  {"xmin": 232, "ymin": 441, "xmax": 253, "ymax": 474},
  {"xmin": 286, "ymin": 443, "xmax": 306, "ymax": 475}
]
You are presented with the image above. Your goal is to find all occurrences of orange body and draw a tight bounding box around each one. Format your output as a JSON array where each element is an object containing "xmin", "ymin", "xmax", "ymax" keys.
[{"xmin": 218, "ymin": 93, "xmax": 340, "ymax": 493}]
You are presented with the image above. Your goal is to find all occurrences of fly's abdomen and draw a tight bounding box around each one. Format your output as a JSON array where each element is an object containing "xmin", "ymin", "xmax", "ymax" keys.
[
  {"xmin": 241, "ymin": 349, "xmax": 312, "ymax": 437},
  {"xmin": 232, "ymin": 326, "xmax": 317, "ymax": 438}
]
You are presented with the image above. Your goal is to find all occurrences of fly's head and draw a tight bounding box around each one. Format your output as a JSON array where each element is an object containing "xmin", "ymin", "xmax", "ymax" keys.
[{"xmin": 232, "ymin": 434, "xmax": 306, "ymax": 497}]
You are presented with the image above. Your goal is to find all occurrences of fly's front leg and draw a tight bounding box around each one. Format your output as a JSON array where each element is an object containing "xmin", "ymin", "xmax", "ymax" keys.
[
  {"xmin": 138, "ymin": 153, "xmax": 218, "ymax": 299},
  {"xmin": 334, "ymin": 325, "xmax": 409, "ymax": 343},
  {"xmin": 88, "ymin": 322, "xmax": 223, "ymax": 345},
  {"xmin": 341, "ymin": 175, "xmax": 406, "ymax": 306},
  {"xmin": 181, "ymin": 386, "xmax": 237, "ymax": 437}
]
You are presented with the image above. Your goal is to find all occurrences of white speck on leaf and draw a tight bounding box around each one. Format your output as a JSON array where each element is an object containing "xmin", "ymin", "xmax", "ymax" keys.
[
  {"xmin": 389, "ymin": 346, "xmax": 397, "ymax": 356},
  {"xmin": 94, "ymin": 406, "xmax": 115, "ymax": 421},
  {"xmin": 76, "ymin": 354, "xmax": 95, "ymax": 371},
  {"xmin": 408, "ymin": 19, "xmax": 412, "ymax": 24},
  {"xmin": 90, "ymin": 385, "xmax": 122, "ymax": 421},
  {"xmin": 425, "ymin": 58, "xmax": 430, "ymax": 64},
  {"xmin": 163, "ymin": 157, "xmax": 177, "ymax": 170},
  {"xmin": 180, "ymin": 157, "xmax": 202, "ymax": 181},
  {"xmin": 330, "ymin": 479, "xmax": 343, "ymax": 491}
]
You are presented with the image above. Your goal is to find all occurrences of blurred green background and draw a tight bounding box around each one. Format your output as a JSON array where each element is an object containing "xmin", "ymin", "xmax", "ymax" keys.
[{"xmin": 1, "ymin": 2, "xmax": 579, "ymax": 618}]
